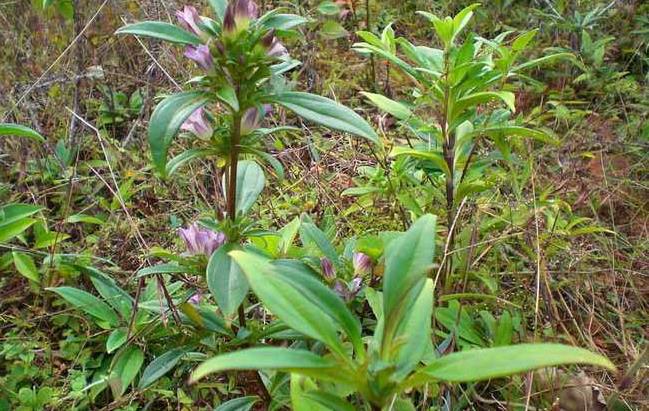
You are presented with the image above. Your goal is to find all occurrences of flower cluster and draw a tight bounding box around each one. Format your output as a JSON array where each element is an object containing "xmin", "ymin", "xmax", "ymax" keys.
[
  {"xmin": 175, "ymin": 0, "xmax": 287, "ymax": 141},
  {"xmin": 320, "ymin": 252, "xmax": 373, "ymax": 302}
]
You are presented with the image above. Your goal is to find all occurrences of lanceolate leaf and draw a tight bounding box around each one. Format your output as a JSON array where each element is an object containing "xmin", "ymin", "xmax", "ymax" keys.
[
  {"xmin": 361, "ymin": 92, "xmax": 412, "ymax": 120},
  {"xmin": 214, "ymin": 396, "xmax": 260, "ymax": 411},
  {"xmin": 229, "ymin": 251, "xmax": 346, "ymax": 355},
  {"xmin": 48, "ymin": 287, "xmax": 119, "ymax": 328},
  {"xmin": 0, "ymin": 123, "xmax": 45, "ymax": 142},
  {"xmin": 109, "ymin": 346, "xmax": 144, "ymax": 397},
  {"xmin": 393, "ymin": 279, "xmax": 434, "ymax": 379},
  {"xmin": 207, "ymin": 0, "xmax": 228, "ymax": 22},
  {"xmin": 79, "ymin": 265, "xmax": 133, "ymax": 320},
  {"xmin": 270, "ymin": 92, "xmax": 379, "ymax": 144},
  {"xmin": 419, "ymin": 343, "xmax": 615, "ymax": 382},
  {"xmin": 273, "ymin": 260, "xmax": 363, "ymax": 357},
  {"xmin": 476, "ymin": 125, "xmax": 559, "ymax": 145},
  {"xmin": 166, "ymin": 148, "xmax": 216, "ymax": 177},
  {"xmin": 148, "ymin": 91, "xmax": 210, "ymax": 175},
  {"xmin": 207, "ymin": 244, "xmax": 249, "ymax": 318},
  {"xmin": 382, "ymin": 215, "xmax": 437, "ymax": 355},
  {"xmin": 235, "ymin": 161, "xmax": 265, "ymax": 215},
  {"xmin": 139, "ymin": 348, "xmax": 186, "ymax": 389},
  {"xmin": 452, "ymin": 91, "xmax": 516, "ymax": 119},
  {"xmin": 115, "ymin": 22, "xmax": 201, "ymax": 45},
  {"xmin": 190, "ymin": 347, "xmax": 335, "ymax": 382},
  {"xmin": 391, "ymin": 147, "xmax": 450, "ymax": 176}
]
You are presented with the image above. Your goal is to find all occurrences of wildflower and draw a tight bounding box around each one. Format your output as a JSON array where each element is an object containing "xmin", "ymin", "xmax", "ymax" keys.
[
  {"xmin": 184, "ymin": 44, "xmax": 213, "ymax": 70},
  {"xmin": 261, "ymin": 29, "xmax": 288, "ymax": 58},
  {"xmin": 178, "ymin": 223, "xmax": 226, "ymax": 256},
  {"xmin": 181, "ymin": 108, "xmax": 213, "ymax": 140},
  {"xmin": 352, "ymin": 252, "xmax": 372, "ymax": 275},
  {"xmin": 175, "ymin": 5, "xmax": 205, "ymax": 38},
  {"xmin": 240, "ymin": 104, "xmax": 271, "ymax": 135},
  {"xmin": 320, "ymin": 257, "xmax": 335, "ymax": 280},
  {"xmin": 334, "ymin": 277, "xmax": 363, "ymax": 302},
  {"xmin": 189, "ymin": 292, "xmax": 202, "ymax": 304},
  {"xmin": 223, "ymin": 0, "xmax": 259, "ymax": 35}
]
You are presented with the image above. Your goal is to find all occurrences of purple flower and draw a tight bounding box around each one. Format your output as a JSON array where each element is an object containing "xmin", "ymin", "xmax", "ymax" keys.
[
  {"xmin": 223, "ymin": 0, "xmax": 259, "ymax": 34},
  {"xmin": 320, "ymin": 257, "xmax": 335, "ymax": 280},
  {"xmin": 184, "ymin": 44, "xmax": 213, "ymax": 70},
  {"xmin": 261, "ymin": 30, "xmax": 288, "ymax": 58},
  {"xmin": 240, "ymin": 104, "xmax": 271, "ymax": 135},
  {"xmin": 333, "ymin": 278, "xmax": 363, "ymax": 302},
  {"xmin": 353, "ymin": 252, "xmax": 372, "ymax": 275},
  {"xmin": 175, "ymin": 6, "xmax": 205, "ymax": 38},
  {"xmin": 178, "ymin": 223, "xmax": 226, "ymax": 257},
  {"xmin": 189, "ymin": 292, "xmax": 202, "ymax": 304},
  {"xmin": 181, "ymin": 108, "xmax": 213, "ymax": 140}
]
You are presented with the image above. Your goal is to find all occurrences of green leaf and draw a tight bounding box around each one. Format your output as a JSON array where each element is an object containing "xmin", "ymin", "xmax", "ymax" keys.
[
  {"xmin": 299, "ymin": 222, "xmax": 338, "ymax": 266},
  {"xmin": 207, "ymin": 244, "xmax": 249, "ymax": 318},
  {"xmin": 166, "ymin": 148, "xmax": 216, "ymax": 177},
  {"xmin": 106, "ymin": 328, "xmax": 128, "ymax": 354},
  {"xmin": 207, "ymin": 0, "xmax": 228, "ymax": 22},
  {"xmin": 109, "ymin": 346, "xmax": 144, "ymax": 397},
  {"xmin": 215, "ymin": 396, "xmax": 260, "ymax": 411},
  {"xmin": 148, "ymin": 91, "xmax": 210, "ymax": 175},
  {"xmin": 139, "ymin": 348, "xmax": 186, "ymax": 389},
  {"xmin": 66, "ymin": 214, "xmax": 105, "ymax": 225},
  {"xmin": 216, "ymin": 85, "xmax": 239, "ymax": 111},
  {"xmin": 394, "ymin": 279, "xmax": 433, "ymax": 379},
  {"xmin": 0, "ymin": 218, "xmax": 37, "ymax": 243},
  {"xmin": 42, "ymin": 0, "xmax": 54, "ymax": 9},
  {"xmin": 391, "ymin": 147, "xmax": 450, "ymax": 176},
  {"xmin": 115, "ymin": 22, "xmax": 201, "ymax": 45},
  {"xmin": 229, "ymin": 251, "xmax": 345, "ymax": 355},
  {"xmin": 0, "ymin": 123, "xmax": 45, "ymax": 142},
  {"xmin": 273, "ymin": 260, "xmax": 363, "ymax": 357},
  {"xmin": 476, "ymin": 125, "xmax": 559, "ymax": 145},
  {"xmin": 80, "ymin": 265, "xmax": 133, "ymax": 320},
  {"xmin": 361, "ymin": 92, "xmax": 412, "ymax": 120},
  {"xmin": 12, "ymin": 252, "xmax": 40, "ymax": 282},
  {"xmin": 137, "ymin": 263, "xmax": 189, "ymax": 277},
  {"xmin": 382, "ymin": 215, "xmax": 437, "ymax": 356},
  {"xmin": 270, "ymin": 92, "xmax": 378, "ymax": 144},
  {"xmin": 0, "ymin": 203, "xmax": 43, "ymax": 225},
  {"xmin": 261, "ymin": 14, "xmax": 308, "ymax": 31},
  {"xmin": 453, "ymin": 91, "xmax": 516, "ymax": 119},
  {"xmin": 191, "ymin": 347, "xmax": 335, "ymax": 382},
  {"xmin": 235, "ymin": 160, "xmax": 265, "ymax": 215},
  {"xmin": 47, "ymin": 286, "xmax": 119, "ymax": 328},
  {"xmin": 512, "ymin": 52, "xmax": 574, "ymax": 73},
  {"xmin": 421, "ymin": 343, "xmax": 615, "ymax": 382}
]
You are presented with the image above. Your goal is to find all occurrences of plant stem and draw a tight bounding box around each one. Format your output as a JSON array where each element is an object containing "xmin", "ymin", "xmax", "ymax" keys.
[
  {"xmin": 226, "ymin": 111, "xmax": 246, "ymax": 331},
  {"xmin": 440, "ymin": 51, "xmax": 455, "ymax": 290},
  {"xmin": 227, "ymin": 112, "xmax": 241, "ymax": 223}
]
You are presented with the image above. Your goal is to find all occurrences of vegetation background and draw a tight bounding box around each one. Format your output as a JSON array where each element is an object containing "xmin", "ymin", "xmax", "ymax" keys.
[{"xmin": 0, "ymin": 0, "xmax": 647, "ymax": 410}]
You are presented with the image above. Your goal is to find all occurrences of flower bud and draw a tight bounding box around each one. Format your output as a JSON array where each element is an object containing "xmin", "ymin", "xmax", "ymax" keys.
[
  {"xmin": 261, "ymin": 29, "xmax": 288, "ymax": 58},
  {"xmin": 184, "ymin": 44, "xmax": 213, "ymax": 70},
  {"xmin": 181, "ymin": 108, "xmax": 213, "ymax": 140},
  {"xmin": 175, "ymin": 6, "xmax": 205, "ymax": 38},
  {"xmin": 320, "ymin": 257, "xmax": 335, "ymax": 280},
  {"xmin": 178, "ymin": 223, "xmax": 227, "ymax": 257},
  {"xmin": 353, "ymin": 252, "xmax": 372, "ymax": 276},
  {"xmin": 223, "ymin": 0, "xmax": 259, "ymax": 35},
  {"xmin": 240, "ymin": 104, "xmax": 271, "ymax": 135}
]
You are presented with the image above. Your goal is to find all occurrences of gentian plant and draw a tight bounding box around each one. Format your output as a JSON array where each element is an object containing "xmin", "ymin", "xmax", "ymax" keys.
[
  {"xmin": 190, "ymin": 215, "xmax": 614, "ymax": 409},
  {"xmin": 116, "ymin": 0, "xmax": 378, "ymax": 324},
  {"xmin": 352, "ymin": 4, "xmax": 571, "ymax": 289}
]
